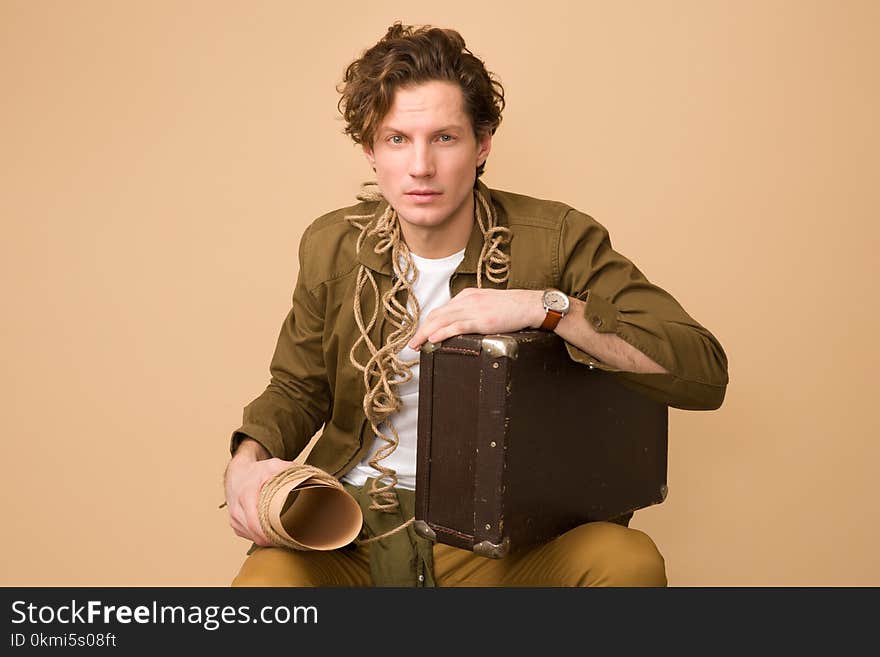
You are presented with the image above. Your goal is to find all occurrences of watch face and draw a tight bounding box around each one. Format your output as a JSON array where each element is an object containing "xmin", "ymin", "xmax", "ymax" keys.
[{"xmin": 543, "ymin": 290, "xmax": 570, "ymax": 312}]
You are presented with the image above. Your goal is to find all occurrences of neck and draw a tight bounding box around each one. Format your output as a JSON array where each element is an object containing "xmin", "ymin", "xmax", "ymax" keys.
[{"xmin": 398, "ymin": 192, "xmax": 474, "ymax": 258}]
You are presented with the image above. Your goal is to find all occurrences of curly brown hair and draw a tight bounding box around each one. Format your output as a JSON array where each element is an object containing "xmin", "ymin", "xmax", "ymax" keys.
[{"xmin": 337, "ymin": 22, "xmax": 505, "ymax": 177}]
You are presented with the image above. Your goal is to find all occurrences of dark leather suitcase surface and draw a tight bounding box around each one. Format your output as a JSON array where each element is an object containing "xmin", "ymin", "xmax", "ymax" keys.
[{"xmin": 414, "ymin": 331, "xmax": 668, "ymax": 558}]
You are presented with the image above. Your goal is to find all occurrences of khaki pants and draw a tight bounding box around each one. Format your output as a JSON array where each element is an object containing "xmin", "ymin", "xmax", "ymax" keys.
[{"xmin": 231, "ymin": 521, "xmax": 667, "ymax": 587}]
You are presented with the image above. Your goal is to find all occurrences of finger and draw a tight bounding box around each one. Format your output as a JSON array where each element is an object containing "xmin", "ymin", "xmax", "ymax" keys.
[
  {"xmin": 232, "ymin": 509, "xmax": 268, "ymax": 546},
  {"xmin": 428, "ymin": 320, "xmax": 474, "ymax": 344},
  {"xmin": 425, "ymin": 298, "xmax": 473, "ymax": 324},
  {"xmin": 408, "ymin": 312, "xmax": 458, "ymax": 349},
  {"xmin": 243, "ymin": 469, "xmax": 284, "ymax": 539},
  {"xmin": 242, "ymin": 504, "xmax": 271, "ymax": 546},
  {"xmin": 415, "ymin": 301, "xmax": 475, "ymax": 340},
  {"xmin": 228, "ymin": 506, "xmax": 249, "ymax": 538},
  {"xmin": 229, "ymin": 500, "xmax": 250, "ymax": 530},
  {"xmin": 231, "ymin": 521, "xmax": 249, "ymax": 540},
  {"xmin": 408, "ymin": 329, "xmax": 426, "ymax": 350},
  {"xmin": 248, "ymin": 523, "xmax": 271, "ymax": 547},
  {"xmin": 229, "ymin": 494, "xmax": 265, "ymax": 544},
  {"xmin": 424, "ymin": 322, "xmax": 453, "ymax": 344}
]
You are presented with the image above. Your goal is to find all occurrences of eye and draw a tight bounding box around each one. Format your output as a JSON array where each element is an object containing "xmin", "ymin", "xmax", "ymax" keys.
[
  {"xmin": 438, "ymin": 134, "xmax": 454, "ymax": 143},
  {"xmin": 389, "ymin": 135, "xmax": 405, "ymax": 145}
]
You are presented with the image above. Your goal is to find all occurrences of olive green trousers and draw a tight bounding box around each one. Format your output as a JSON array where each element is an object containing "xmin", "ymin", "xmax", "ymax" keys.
[{"xmin": 231, "ymin": 482, "xmax": 666, "ymax": 587}]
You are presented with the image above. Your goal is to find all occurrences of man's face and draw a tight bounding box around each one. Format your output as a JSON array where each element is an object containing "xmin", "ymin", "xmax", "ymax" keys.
[{"xmin": 363, "ymin": 80, "xmax": 492, "ymax": 237}]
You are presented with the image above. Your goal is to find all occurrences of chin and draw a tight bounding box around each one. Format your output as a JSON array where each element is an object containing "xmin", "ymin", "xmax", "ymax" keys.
[{"xmin": 397, "ymin": 208, "xmax": 448, "ymax": 228}]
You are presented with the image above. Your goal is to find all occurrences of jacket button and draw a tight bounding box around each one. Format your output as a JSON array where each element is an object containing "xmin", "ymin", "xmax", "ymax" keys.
[{"xmin": 591, "ymin": 316, "xmax": 603, "ymax": 328}]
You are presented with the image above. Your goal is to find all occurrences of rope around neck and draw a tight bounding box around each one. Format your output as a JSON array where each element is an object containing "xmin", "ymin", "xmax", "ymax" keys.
[{"xmin": 346, "ymin": 182, "xmax": 511, "ymax": 544}]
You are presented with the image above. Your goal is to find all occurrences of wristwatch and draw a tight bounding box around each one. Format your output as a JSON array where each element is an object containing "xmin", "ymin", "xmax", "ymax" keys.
[{"xmin": 539, "ymin": 289, "xmax": 570, "ymax": 331}]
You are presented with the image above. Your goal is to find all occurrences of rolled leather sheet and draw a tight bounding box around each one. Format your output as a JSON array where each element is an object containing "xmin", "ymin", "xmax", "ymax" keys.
[{"xmin": 259, "ymin": 465, "xmax": 363, "ymax": 551}]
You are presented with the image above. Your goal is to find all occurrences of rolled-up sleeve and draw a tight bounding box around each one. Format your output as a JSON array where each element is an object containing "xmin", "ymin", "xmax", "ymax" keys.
[
  {"xmin": 229, "ymin": 225, "xmax": 332, "ymax": 458},
  {"xmin": 557, "ymin": 209, "xmax": 729, "ymax": 411}
]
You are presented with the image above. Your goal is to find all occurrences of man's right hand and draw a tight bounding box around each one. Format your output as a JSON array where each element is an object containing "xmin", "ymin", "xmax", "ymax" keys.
[{"xmin": 224, "ymin": 438, "xmax": 294, "ymax": 547}]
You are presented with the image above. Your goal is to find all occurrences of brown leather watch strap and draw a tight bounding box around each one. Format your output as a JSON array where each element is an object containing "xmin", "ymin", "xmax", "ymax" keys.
[{"xmin": 539, "ymin": 309, "xmax": 563, "ymax": 331}]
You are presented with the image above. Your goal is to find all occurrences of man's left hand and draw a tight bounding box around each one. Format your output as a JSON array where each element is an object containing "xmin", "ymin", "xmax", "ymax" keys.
[{"xmin": 408, "ymin": 288, "xmax": 545, "ymax": 350}]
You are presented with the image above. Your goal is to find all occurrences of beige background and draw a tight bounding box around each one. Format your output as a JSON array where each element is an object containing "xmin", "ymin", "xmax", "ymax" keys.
[{"xmin": 2, "ymin": 0, "xmax": 877, "ymax": 586}]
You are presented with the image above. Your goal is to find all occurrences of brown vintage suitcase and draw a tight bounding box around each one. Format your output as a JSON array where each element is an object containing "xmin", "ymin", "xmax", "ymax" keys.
[{"xmin": 414, "ymin": 330, "xmax": 668, "ymax": 558}]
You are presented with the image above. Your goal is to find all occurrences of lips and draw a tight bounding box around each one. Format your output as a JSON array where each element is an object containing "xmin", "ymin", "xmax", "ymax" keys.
[{"xmin": 405, "ymin": 190, "xmax": 442, "ymax": 204}]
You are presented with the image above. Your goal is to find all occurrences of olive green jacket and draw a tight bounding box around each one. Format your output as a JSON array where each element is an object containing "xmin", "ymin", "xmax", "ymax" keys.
[{"xmin": 230, "ymin": 180, "xmax": 729, "ymax": 474}]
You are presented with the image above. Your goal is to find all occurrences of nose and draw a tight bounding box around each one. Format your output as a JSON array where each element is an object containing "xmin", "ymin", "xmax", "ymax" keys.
[{"xmin": 409, "ymin": 142, "xmax": 435, "ymax": 178}]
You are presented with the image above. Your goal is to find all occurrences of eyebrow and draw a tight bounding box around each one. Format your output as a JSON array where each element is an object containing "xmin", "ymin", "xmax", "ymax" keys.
[{"xmin": 379, "ymin": 124, "xmax": 466, "ymax": 136}]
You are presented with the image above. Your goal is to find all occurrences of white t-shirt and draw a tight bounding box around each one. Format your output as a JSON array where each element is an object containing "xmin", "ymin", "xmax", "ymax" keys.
[{"xmin": 341, "ymin": 247, "xmax": 466, "ymax": 490}]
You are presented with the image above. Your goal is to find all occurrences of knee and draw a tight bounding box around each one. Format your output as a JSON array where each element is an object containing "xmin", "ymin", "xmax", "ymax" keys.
[
  {"xmin": 231, "ymin": 570, "xmax": 282, "ymax": 587},
  {"xmin": 559, "ymin": 522, "xmax": 667, "ymax": 587},
  {"xmin": 230, "ymin": 547, "xmax": 315, "ymax": 587}
]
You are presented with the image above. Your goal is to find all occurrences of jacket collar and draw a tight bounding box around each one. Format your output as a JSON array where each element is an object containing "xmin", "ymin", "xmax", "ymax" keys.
[{"xmin": 355, "ymin": 180, "xmax": 505, "ymax": 276}]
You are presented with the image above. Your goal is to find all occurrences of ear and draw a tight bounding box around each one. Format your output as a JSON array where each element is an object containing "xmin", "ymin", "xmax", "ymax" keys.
[
  {"xmin": 362, "ymin": 143, "xmax": 375, "ymax": 168},
  {"xmin": 476, "ymin": 131, "xmax": 493, "ymax": 167}
]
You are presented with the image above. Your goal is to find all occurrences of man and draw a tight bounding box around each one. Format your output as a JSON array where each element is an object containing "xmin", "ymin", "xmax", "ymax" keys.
[{"xmin": 225, "ymin": 23, "xmax": 728, "ymax": 587}]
